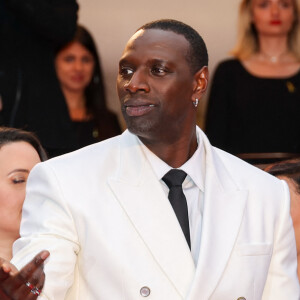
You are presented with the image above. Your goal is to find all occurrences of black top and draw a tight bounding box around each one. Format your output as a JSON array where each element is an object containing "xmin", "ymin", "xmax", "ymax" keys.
[
  {"xmin": 205, "ymin": 59, "xmax": 300, "ymax": 154},
  {"xmin": 46, "ymin": 111, "xmax": 122, "ymax": 158},
  {"xmin": 72, "ymin": 120, "xmax": 100, "ymax": 149}
]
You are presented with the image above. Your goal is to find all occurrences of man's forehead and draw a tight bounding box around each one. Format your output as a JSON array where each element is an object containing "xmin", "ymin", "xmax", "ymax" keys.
[
  {"xmin": 122, "ymin": 28, "xmax": 189, "ymax": 55},
  {"xmin": 128, "ymin": 29, "xmax": 146, "ymax": 44}
]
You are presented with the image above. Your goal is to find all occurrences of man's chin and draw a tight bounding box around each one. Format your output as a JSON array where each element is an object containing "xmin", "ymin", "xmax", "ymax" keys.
[{"xmin": 126, "ymin": 119, "xmax": 157, "ymax": 138}]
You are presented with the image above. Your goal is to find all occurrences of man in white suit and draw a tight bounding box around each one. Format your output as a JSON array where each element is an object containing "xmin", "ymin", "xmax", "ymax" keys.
[{"xmin": 0, "ymin": 19, "xmax": 299, "ymax": 299}]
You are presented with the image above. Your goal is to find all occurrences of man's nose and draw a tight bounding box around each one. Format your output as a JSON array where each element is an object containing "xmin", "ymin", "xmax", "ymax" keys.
[{"xmin": 124, "ymin": 70, "xmax": 150, "ymax": 93}]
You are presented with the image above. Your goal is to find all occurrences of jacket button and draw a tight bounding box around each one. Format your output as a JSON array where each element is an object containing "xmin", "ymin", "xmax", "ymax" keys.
[{"xmin": 140, "ymin": 286, "xmax": 151, "ymax": 297}]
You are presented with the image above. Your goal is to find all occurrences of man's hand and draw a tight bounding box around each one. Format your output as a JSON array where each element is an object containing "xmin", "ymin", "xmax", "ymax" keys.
[{"xmin": 0, "ymin": 250, "xmax": 50, "ymax": 299}]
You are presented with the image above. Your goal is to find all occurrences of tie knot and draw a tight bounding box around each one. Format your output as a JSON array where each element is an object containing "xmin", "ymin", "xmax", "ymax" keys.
[{"xmin": 162, "ymin": 169, "xmax": 187, "ymax": 188}]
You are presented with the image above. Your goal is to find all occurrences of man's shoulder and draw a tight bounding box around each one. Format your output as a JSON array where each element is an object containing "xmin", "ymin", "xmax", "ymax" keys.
[
  {"xmin": 39, "ymin": 133, "xmax": 133, "ymax": 175},
  {"xmin": 212, "ymin": 146, "xmax": 285, "ymax": 196},
  {"xmin": 54, "ymin": 135, "xmax": 122, "ymax": 161},
  {"xmin": 214, "ymin": 146, "xmax": 277, "ymax": 178}
]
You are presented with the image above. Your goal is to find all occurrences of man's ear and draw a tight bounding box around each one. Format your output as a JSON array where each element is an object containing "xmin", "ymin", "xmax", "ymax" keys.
[{"xmin": 192, "ymin": 66, "xmax": 209, "ymax": 102}]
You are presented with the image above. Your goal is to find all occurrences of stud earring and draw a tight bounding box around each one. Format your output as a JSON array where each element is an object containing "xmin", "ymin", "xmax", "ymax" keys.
[{"xmin": 193, "ymin": 99, "xmax": 199, "ymax": 107}]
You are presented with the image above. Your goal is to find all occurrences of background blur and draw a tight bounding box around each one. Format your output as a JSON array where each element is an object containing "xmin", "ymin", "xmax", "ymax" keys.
[{"xmin": 77, "ymin": 0, "xmax": 240, "ymax": 129}]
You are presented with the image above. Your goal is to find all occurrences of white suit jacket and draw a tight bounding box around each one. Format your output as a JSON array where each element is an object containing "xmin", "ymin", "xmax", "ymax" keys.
[{"xmin": 12, "ymin": 127, "xmax": 300, "ymax": 299}]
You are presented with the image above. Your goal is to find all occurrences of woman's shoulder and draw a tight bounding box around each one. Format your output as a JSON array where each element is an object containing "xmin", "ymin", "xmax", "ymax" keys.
[
  {"xmin": 215, "ymin": 58, "xmax": 241, "ymax": 68},
  {"xmin": 211, "ymin": 58, "xmax": 246, "ymax": 83},
  {"xmin": 213, "ymin": 58, "xmax": 244, "ymax": 75}
]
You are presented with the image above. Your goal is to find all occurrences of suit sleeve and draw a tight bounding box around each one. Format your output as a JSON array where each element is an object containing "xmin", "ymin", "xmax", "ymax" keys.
[
  {"xmin": 11, "ymin": 162, "xmax": 80, "ymax": 300},
  {"xmin": 262, "ymin": 180, "xmax": 300, "ymax": 299}
]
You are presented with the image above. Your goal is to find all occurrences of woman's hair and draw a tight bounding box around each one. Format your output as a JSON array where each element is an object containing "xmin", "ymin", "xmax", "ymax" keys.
[
  {"xmin": 266, "ymin": 159, "xmax": 300, "ymax": 193},
  {"xmin": 0, "ymin": 127, "xmax": 48, "ymax": 161},
  {"xmin": 231, "ymin": 0, "xmax": 300, "ymax": 60},
  {"xmin": 55, "ymin": 25, "xmax": 121, "ymax": 140},
  {"xmin": 69, "ymin": 25, "xmax": 108, "ymax": 114}
]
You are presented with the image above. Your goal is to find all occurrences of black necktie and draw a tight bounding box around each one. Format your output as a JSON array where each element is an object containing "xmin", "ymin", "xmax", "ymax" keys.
[{"xmin": 162, "ymin": 169, "xmax": 191, "ymax": 249}]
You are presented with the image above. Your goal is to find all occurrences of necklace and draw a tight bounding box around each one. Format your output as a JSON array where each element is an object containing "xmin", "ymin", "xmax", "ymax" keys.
[{"xmin": 260, "ymin": 50, "xmax": 288, "ymax": 64}]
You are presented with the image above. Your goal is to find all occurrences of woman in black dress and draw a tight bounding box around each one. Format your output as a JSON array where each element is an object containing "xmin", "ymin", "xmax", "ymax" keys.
[
  {"xmin": 54, "ymin": 25, "xmax": 122, "ymax": 156},
  {"xmin": 205, "ymin": 0, "xmax": 300, "ymax": 157}
]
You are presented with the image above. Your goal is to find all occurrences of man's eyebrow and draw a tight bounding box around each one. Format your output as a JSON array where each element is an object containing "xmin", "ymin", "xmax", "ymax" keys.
[
  {"xmin": 148, "ymin": 58, "xmax": 167, "ymax": 64},
  {"xmin": 119, "ymin": 58, "xmax": 130, "ymax": 66},
  {"xmin": 7, "ymin": 169, "xmax": 29, "ymax": 176},
  {"xmin": 147, "ymin": 58, "xmax": 175, "ymax": 68}
]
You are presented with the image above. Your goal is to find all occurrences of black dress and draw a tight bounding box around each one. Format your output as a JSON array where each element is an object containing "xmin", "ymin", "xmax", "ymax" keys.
[{"xmin": 205, "ymin": 59, "xmax": 300, "ymax": 154}]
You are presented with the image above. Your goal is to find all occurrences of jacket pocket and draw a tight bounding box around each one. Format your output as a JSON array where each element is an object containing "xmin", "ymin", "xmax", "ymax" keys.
[{"xmin": 236, "ymin": 243, "xmax": 272, "ymax": 256}]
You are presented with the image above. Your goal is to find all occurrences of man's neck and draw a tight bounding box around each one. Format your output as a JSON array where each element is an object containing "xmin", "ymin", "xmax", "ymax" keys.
[{"xmin": 139, "ymin": 130, "xmax": 198, "ymax": 168}]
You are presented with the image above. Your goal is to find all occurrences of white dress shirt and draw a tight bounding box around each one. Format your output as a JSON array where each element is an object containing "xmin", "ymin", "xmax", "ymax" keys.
[{"xmin": 138, "ymin": 130, "xmax": 205, "ymax": 265}]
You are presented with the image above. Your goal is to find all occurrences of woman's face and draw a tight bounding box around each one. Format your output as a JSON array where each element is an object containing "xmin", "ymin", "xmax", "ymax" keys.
[
  {"xmin": 251, "ymin": 0, "xmax": 295, "ymax": 37},
  {"xmin": 55, "ymin": 41, "xmax": 95, "ymax": 94},
  {"xmin": 0, "ymin": 141, "xmax": 41, "ymax": 236}
]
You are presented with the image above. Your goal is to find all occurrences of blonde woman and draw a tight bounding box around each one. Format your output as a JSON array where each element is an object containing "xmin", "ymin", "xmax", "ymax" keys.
[{"xmin": 205, "ymin": 0, "xmax": 300, "ymax": 156}]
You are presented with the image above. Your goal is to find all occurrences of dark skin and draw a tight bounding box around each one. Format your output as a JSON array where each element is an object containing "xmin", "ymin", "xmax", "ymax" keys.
[
  {"xmin": 0, "ymin": 28, "xmax": 209, "ymax": 297},
  {"xmin": 117, "ymin": 29, "xmax": 208, "ymax": 167},
  {"xmin": 0, "ymin": 250, "xmax": 49, "ymax": 299}
]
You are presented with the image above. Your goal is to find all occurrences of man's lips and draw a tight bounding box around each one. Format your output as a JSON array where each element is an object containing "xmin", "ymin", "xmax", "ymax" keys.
[{"xmin": 125, "ymin": 104, "xmax": 155, "ymax": 117}]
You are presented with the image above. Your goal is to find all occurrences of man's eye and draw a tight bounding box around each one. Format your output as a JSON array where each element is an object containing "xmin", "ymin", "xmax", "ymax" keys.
[
  {"xmin": 151, "ymin": 66, "xmax": 167, "ymax": 75},
  {"xmin": 120, "ymin": 67, "xmax": 134, "ymax": 76}
]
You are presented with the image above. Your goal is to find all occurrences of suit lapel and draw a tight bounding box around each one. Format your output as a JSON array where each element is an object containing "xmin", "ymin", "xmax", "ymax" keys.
[
  {"xmin": 188, "ymin": 131, "xmax": 247, "ymax": 299},
  {"xmin": 108, "ymin": 131, "xmax": 195, "ymax": 298}
]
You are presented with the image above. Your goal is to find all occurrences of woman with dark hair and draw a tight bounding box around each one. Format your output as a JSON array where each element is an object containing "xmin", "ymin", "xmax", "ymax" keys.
[
  {"xmin": 0, "ymin": 127, "xmax": 47, "ymax": 262},
  {"xmin": 54, "ymin": 25, "xmax": 121, "ymax": 155},
  {"xmin": 266, "ymin": 159, "xmax": 300, "ymax": 280},
  {"xmin": 205, "ymin": 0, "xmax": 300, "ymax": 156}
]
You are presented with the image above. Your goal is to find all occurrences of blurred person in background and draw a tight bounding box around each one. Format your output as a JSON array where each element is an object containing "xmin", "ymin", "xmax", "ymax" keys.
[
  {"xmin": 205, "ymin": 0, "xmax": 300, "ymax": 156},
  {"xmin": 54, "ymin": 25, "xmax": 122, "ymax": 154},
  {"xmin": 0, "ymin": 127, "xmax": 47, "ymax": 299},
  {"xmin": 0, "ymin": 127, "xmax": 47, "ymax": 262},
  {"xmin": 266, "ymin": 159, "xmax": 300, "ymax": 280},
  {"xmin": 0, "ymin": 0, "xmax": 79, "ymax": 157}
]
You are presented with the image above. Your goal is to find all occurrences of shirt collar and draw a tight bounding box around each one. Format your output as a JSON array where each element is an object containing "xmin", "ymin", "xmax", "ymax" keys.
[{"xmin": 138, "ymin": 127, "xmax": 205, "ymax": 191}]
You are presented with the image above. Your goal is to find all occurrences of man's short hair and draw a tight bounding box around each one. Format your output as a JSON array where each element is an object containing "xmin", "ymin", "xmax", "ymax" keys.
[{"xmin": 137, "ymin": 19, "xmax": 208, "ymax": 74}]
